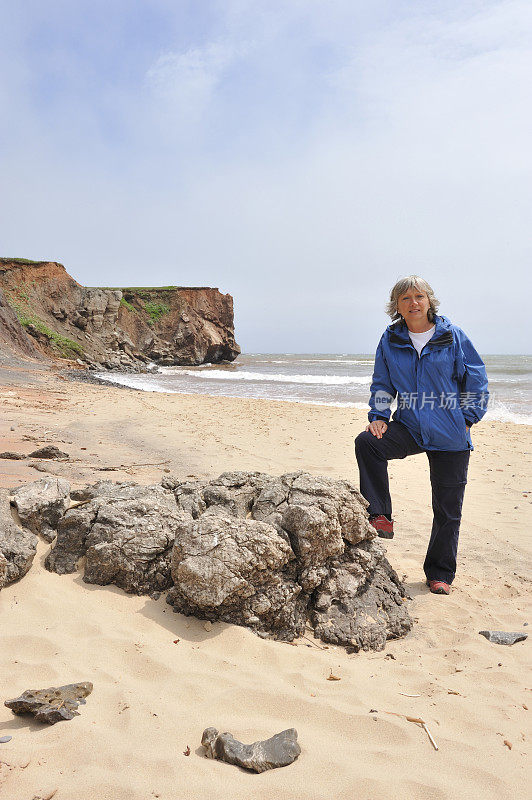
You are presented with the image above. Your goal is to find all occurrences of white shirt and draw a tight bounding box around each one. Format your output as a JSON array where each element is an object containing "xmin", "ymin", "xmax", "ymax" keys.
[{"xmin": 409, "ymin": 325, "xmax": 435, "ymax": 356}]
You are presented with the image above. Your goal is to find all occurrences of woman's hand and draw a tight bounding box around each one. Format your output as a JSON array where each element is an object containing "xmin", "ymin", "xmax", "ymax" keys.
[{"xmin": 366, "ymin": 420, "xmax": 388, "ymax": 439}]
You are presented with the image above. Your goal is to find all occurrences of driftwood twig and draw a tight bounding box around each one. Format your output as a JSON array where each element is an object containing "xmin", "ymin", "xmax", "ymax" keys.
[
  {"xmin": 421, "ymin": 723, "xmax": 439, "ymax": 751},
  {"xmin": 383, "ymin": 711, "xmax": 439, "ymax": 751}
]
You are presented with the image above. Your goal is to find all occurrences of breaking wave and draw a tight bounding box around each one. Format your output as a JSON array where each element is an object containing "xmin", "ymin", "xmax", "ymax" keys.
[{"xmin": 160, "ymin": 369, "xmax": 372, "ymax": 386}]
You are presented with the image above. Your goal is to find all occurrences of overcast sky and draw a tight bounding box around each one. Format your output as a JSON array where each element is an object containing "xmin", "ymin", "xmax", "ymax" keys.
[{"xmin": 1, "ymin": 1, "xmax": 530, "ymax": 353}]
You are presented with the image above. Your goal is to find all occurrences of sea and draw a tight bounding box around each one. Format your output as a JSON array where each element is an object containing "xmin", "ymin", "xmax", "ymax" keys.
[{"xmin": 96, "ymin": 353, "xmax": 532, "ymax": 425}]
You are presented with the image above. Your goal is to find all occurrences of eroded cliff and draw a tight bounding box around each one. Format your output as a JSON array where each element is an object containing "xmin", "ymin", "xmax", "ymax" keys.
[{"xmin": 0, "ymin": 259, "xmax": 240, "ymax": 369}]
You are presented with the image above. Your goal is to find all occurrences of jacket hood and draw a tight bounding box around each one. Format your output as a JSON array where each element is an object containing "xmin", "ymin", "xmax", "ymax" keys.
[{"xmin": 387, "ymin": 315, "xmax": 453, "ymax": 347}]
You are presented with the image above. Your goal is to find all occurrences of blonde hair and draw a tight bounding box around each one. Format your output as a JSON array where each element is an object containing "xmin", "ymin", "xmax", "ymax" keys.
[{"xmin": 386, "ymin": 275, "xmax": 440, "ymax": 322}]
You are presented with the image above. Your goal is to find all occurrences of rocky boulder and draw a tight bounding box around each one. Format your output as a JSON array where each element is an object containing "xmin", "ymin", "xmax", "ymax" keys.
[
  {"xmin": 0, "ymin": 488, "xmax": 38, "ymax": 589},
  {"xmin": 11, "ymin": 477, "xmax": 71, "ymax": 542},
  {"xmin": 38, "ymin": 471, "xmax": 412, "ymax": 650},
  {"xmin": 46, "ymin": 481, "xmax": 186, "ymax": 594},
  {"xmin": 168, "ymin": 507, "xmax": 305, "ymax": 640},
  {"xmin": 252, "ymin": 472, "xmax": 374, "ymax": 592},
  {"xmin": 311, "ymin": 540, "xmax": 412, "ymax": 651},
  {"xmin": 166, "ymin": 472, "xmax": 410, "ymax": 649}
]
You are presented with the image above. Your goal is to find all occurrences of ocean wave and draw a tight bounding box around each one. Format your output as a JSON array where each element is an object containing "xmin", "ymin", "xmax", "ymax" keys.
[
  {"xmin": 484, "ymin": 405, "xmax": 532, "ymax": 425},
  {"xmin": 486, "ymin": 375, "xmax": 532, "ymax": 383},
  {"xmin": 250, "ymin": 359, "xmax": 375, "ymax": 365},
  {"xmin": 312, "ymin": 359, "xmax": 375, "ymax": 365},
  {"xmin": 160, "ymin": 369, "xmax": 372, "ymax": 386},
  {"xmin": 94, "ymin": 373, "xmax": 181, "ymax": 393},
  {"xmin": 94, "ymin": 373, "xmax": 368, "ymax": 406},
  {"xmin": 93, "ymin": 372, "xmax": 532, "ymax": 423}
]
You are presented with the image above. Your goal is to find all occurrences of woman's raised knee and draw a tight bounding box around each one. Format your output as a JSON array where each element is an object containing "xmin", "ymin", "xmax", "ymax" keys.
[{"xmin": 355, "ymin": 430, "xmax": 373, "ymax": 453}]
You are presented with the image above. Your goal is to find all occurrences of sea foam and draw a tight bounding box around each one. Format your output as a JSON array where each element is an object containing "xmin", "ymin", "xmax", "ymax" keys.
[{"xmin": 159, "ymin": 369, "xmax": 372, "ymax": 386}]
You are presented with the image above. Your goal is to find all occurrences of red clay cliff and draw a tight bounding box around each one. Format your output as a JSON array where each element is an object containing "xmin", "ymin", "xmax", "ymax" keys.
[{"xmin": 0, "ymin": 258, "xmax": 240, "ymax": 369}]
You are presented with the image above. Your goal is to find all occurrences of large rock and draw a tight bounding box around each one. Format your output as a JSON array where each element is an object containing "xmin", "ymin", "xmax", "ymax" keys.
[
  {"xmin": 253, "ymin": 472, "xmax": 374, "ymax": 592},
  {"xmin": 28, "ymin": 445, "xmax": 69, "ymax": 460},
  {"xmin": 0, "ymin": 489, "xmax": 38, "ymax": 589},
  {"xmin": 167, "ymin": 507, "xmax": 305, "ymax": 640},
  {"xmin": 311, "ymin": 540, "xmax": 412, "ymax": 652},
  {"xmin": 12, "ymin": 477, "xmax": 71, "ymax": 542},
  {"xmin": 46, "ymin": 481, "xmax": 186, "ymax": 594},
  {"xmin": 40, "ymin": 472, "xmax": 412, "ymax": 650},
  {"xmin": 167, "ymin": 471, "xmax": 411, "ymax": 649}
]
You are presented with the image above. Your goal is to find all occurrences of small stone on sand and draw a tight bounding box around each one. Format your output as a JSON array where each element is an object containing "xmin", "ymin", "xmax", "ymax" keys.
[{"xmin": 479, "ymin": 631, "xmax": 528, "ymax": 646}]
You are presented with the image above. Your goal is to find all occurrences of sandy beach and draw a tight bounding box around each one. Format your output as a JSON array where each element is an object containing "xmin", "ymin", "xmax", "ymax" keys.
[{"xmin": 0, "ymin": 360, "xmax": 530, "ymax": 800}]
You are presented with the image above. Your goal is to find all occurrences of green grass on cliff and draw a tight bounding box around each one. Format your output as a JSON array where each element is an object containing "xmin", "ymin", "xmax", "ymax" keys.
[
  {"xmin": 93, "ymin": 286, "xmax": 214, "ymax": 291},
  {"xmin": 115, "ymin": 291, "xmax": 171, "ymax": 322},
  {"xmin": 96, "ymin": 286, "xmax": 180, "ymax": 292},
  {"xmin": 4, "ymin": 292, "xmax": 84, "ymax": 358},
  {"xmin": 143, "ymin": 300, "xmax": 170, "ymax": 323},
  {"xmin": 119, "ymin": 297, "xmax": 135, "ymax": 312},
  {"xmin": 0, "ymin": 257, "xmax": 43, "ymax": 265}
]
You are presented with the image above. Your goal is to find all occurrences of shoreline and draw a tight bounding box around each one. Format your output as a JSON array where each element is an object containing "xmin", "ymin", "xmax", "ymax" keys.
[
  {"xmin": 86, "ymin": 358, "xmax": 532, "ymax": 426},
  {"xmin": 0, "ymin": 363, "xmax": 530, "ymax": 799}
]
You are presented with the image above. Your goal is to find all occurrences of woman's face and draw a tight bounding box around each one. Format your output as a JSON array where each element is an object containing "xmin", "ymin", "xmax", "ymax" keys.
[{"xmin": 397, "ymin": 287, "xmax": 430, "ymax": 322}]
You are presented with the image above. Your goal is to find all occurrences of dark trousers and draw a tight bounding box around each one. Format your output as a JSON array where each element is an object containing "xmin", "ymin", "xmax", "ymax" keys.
[{"xmin": 354, "ymin": 421, "xmax": 470, "ymax": 584}]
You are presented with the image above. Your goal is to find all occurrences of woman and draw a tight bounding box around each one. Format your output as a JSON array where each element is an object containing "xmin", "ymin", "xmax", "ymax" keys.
[{"xmin": 355, "ymin": 276, "xmax": 489, "ymax": 595}]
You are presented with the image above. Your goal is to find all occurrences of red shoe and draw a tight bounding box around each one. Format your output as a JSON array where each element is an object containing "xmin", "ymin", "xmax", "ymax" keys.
[
  {"xmin": 427, "ymin": 579, "xmax": 450, "ymax": 595},
  {"xmin": 369, "ymin": 515, "xmax": 394, "ymax": 539}
]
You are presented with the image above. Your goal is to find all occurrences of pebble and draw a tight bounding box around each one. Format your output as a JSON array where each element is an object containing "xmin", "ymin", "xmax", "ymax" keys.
[
  {"xmin": 201, "ymin": 726, "xmax": 301, "ymax": 772},
  {"xmin": 479, "ymin": 630, "xmax": 528, "ymax": 646},
  {"xmin": 0, "ymin": 735, "xmax": 12, "ymax": 743}
]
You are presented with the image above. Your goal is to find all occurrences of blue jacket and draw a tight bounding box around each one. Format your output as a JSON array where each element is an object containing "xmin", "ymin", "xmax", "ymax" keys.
[{"xmin": 368, "ymin": 315, "xmax": 489, "ymax": 451}]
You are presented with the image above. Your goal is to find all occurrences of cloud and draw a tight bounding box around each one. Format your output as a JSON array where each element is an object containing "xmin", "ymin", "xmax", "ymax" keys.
[
  {"xmin": 0, "ymin": 1, "xmax": 530, "ymax": 352},
  {"xmin": 145, "ymin": 40, "xmax": 244, "ymax": 130}
]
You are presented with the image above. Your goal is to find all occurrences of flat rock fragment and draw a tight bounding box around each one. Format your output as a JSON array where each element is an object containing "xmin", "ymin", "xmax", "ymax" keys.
[
  {"xmin": 0, "ymin": 451, "xmax": 27, "ymax": 459},
  {"xmin": 5, "ymin": 682, "xmax": 93, "ymax": 725},
  {"xmin": 201, "ymin": 727, "xmax": 301, "ymax": 772},
  {"xmin": 479, "ymin": 630, "xmax": 528, "ymax": 646},
  {"xmin": 28, "ymin": 462, "xmax": 52, "ymax": 473}
]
